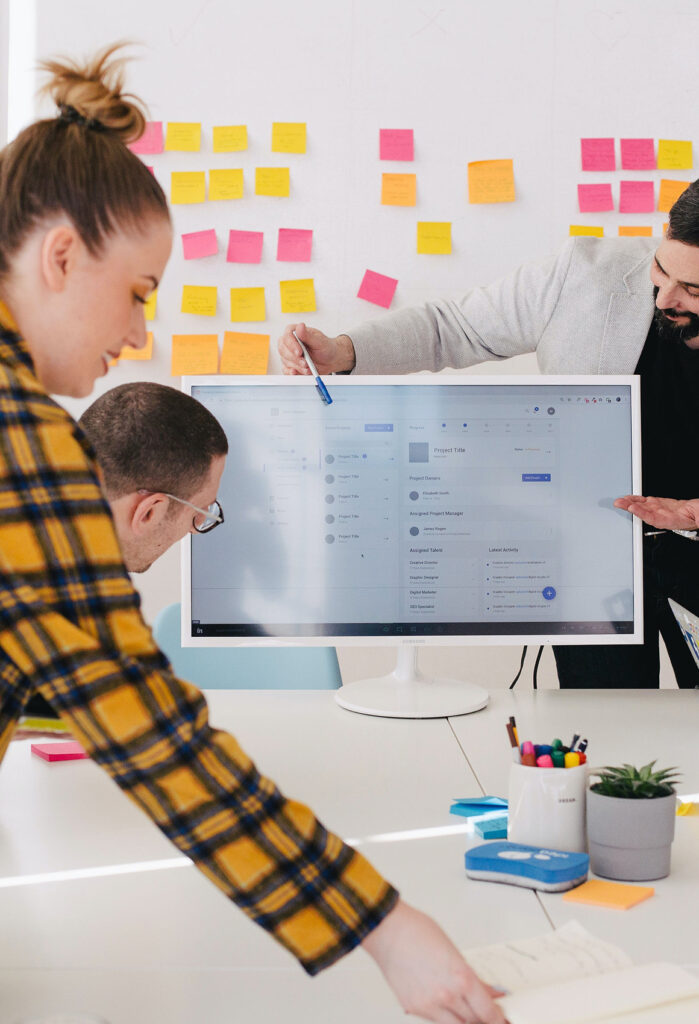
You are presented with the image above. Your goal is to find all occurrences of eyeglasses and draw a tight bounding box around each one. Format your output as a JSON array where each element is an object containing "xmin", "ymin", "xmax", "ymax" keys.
[{"xmin": 137, "ymin": 490, "xmax": 224, "ymax": 534}]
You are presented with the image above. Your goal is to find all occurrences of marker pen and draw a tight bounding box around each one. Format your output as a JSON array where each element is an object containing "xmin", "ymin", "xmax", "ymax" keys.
[{"xmin": 292, "ymin": 330, "xmax": 333, "ymax": 405}]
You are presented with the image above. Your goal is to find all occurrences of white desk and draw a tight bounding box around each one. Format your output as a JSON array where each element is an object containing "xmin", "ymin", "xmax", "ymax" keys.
[{"xmin": 0, "ymin": 688, "xmax": 696, "ymax": 1022}]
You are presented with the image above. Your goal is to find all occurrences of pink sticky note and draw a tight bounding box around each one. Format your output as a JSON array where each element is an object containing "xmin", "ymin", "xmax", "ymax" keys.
[
  {"xmin": 31, "ymin": 741, "xmax": 88, "ymax": 762},
  {"xmin": 357, "ymin": 269, "xmax": 399, "ymax": 309},
  {"xmin": 621, "ymin": 138, "xmax": 656, "ymax": 170},
  {"xmin": 182, "ymin": 229, "xmax": 218, "ymax": 260},
  {"xmin": 578, "ymin": 183, "xmax": 614, "ymax": 212},
  {"xmin": 128, "ymin": 121, "xmax": 163, "ymax": 155},
  {"xmin": 146, "ymin": 166, "xmax": 155, "ymax": 175},
  {"xmin": 277, "ymin": 228, "xmax": 313, "ymax": 262},
  {"xmin": 226, "ymin": 230, "xmax": 264, "ymax": 264},
  {"xmin": 380, "ymin": 129, "xmax": 414, "ymax": 161},
  {"xmin": 580, "ymin": 138, "xmax": 615, "ymax": 171},
  {"xmin": 619, "ymin": 180, "xmax": 654, "ymax": 213}
]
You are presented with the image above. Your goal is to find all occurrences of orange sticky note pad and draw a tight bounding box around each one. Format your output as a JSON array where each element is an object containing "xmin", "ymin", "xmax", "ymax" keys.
[
  {"xmin": 468, "ymin": 159, "xmax": 515, "ymax": 204},
  {"xmin": 119, "ymin": 332, "xmax": 154, "ymax": 361},
  {"xmin": 31, "ymin": 741, "xmax": 88, "ymax": 762},
  {"xmin": 618, "ymin": 226, "xmax": 653, "ymax": 237},
  {"xmin": 213, "ymin": 125, "xmax": 247, "ymax": 152},
  {"xmin": 381, "ymin": 173, "xmax": 417, "ymax": 206},
  {"xmin": 221, "ymin": 332, "xmax": 270, "ymax": 374},
  {"xmin": 280, "ymin": 278, "xmax": 316, "ymax": 314},
  {"xmin": 658, "ymin": 179, "xmax": 690, "ymax": 212},
  {"xmin": 562, "ymin": 878, "xmax": 654, "ymax": 909},
  {"xmin": 165, "ymin": 122, "xmax": 201, "ymax": 152},
  {"xmin": 255, "ymin": 167, "xmax": 290, "ymax": 197},
  {"xmin": 171, "ymin": 335, "xmax": 219, "ymax": 375},
  {"xmin": 570, "ymin": 225, "xmax": 604, "ymax": 237}
]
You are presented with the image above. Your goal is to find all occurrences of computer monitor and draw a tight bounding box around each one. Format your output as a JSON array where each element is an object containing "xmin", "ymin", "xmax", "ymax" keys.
[{"xmin": 181, "ymin": 375, "xmax": 642, "ymax": 718}]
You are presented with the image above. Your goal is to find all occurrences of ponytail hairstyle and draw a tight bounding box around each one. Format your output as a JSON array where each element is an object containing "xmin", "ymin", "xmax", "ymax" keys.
[{"xmin": 0, "ymin": 44, "xmax": 169, "ymax": 279}]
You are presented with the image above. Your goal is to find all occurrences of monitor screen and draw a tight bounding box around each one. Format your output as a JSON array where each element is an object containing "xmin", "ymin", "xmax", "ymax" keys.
[{"xmin": 182, "ymin": 375, "xmax": 642, "ymax": 647}]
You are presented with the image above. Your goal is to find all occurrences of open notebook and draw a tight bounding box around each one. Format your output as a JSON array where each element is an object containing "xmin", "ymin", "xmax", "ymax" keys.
[{"xmin": 462, "ymin": 921, "xmax": 699, "ymax": 1024}]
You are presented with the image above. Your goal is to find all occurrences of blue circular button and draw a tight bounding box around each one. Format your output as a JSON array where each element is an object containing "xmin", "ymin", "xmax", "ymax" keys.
[{"xmin": 543, "ymin": 586, "xmax": 556, "ymax": 601}]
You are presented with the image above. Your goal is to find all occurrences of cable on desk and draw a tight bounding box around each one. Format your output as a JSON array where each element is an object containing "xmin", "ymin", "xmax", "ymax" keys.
[
  {"xmin": 532, "ymin": 645, "xmax": 544, "ymax": 689},
  {"xmin": 509, "ymin": 646, "xmax": 528, "ymax": 689}
]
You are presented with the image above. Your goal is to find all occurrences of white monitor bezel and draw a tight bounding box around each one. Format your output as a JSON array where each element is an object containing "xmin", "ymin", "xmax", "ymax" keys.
[{"xmin": 180, "ymin": 373, "xmax": 643, "ymax": 648}]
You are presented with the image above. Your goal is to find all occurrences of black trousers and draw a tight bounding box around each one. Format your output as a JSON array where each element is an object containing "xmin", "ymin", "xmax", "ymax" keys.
[{"xmin": 553, "ymin": 532, "xmax": 699, "ymax": 689}]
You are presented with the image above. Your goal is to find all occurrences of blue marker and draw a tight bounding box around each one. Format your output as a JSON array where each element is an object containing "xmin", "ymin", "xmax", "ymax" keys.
[{"xmin": 292, "ymin": 330, "xmax": 332, "ymax": 405}]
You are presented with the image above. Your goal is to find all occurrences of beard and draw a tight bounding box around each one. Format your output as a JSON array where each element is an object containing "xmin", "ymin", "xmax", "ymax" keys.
[{"xmin": 652, "ymin": 286, "xmax": 699, "ymax": 346}]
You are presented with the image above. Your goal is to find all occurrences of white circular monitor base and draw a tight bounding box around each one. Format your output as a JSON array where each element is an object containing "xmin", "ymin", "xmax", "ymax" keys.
[{"xmin": 335, "ymin": 675, "xmax": 489, "ymax": 719}]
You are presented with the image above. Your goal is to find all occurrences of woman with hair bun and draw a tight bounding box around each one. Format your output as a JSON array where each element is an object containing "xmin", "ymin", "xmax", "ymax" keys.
[{"xmin": 0, "ymin": 47, "xmax": 503, "ymax": 1024}]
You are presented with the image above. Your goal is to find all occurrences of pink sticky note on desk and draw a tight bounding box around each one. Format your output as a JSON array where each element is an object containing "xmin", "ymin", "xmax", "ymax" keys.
[
  {"xmin": 357, "ymin": 269, "xmax": 398, "ymax": 309},
  {"xmin": 32, "ymin": 741, "xmax": 88, "ymax": 762},
  {"xmin": 227, "ymin": 230, "xmax": 264, "ymax": 264},
  {"xmin": 619, "ymin": 180, "xmax": 654, "ymax": 213},
  {"xmin": 578, "ymin": 183, "xmax": 614, "ymax": 212},
  {"xmin": 182, "ymin": 229, "xmax": 218, "ymax": 260},
  {"xmin": 128, "ymin": 121, "xmax": 164, "ymax": 155},
  {"xmin": 621, "ymin": 138, "xmax": 656, "ymax": 170},
  {"xmin": 580, "ymin": 138, "xmax": 615, "ymax": 171},
  {"xmin": 380, "ymin": 129, "xmax": 414, "ymax": 161},
  {"xmin": 277, "ymin": 228, "xmax": 313, "ymax": 262}
]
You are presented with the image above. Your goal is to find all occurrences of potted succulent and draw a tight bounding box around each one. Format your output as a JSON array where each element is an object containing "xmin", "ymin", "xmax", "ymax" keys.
[{"xmin": 587, "ymin": 761, "xmax": 681, "ymax": 881}]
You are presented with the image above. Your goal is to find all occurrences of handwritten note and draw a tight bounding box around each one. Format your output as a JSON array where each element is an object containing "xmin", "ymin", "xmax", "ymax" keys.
[
  {"xmin": 182, "ymin": 229, "xmax": 218, "ymax": 260},
  {"xmin": 569, "ymin": 225, "xmax": 604, "ymax": 236},
  {"xmin": 620, "ymin": 138, "xmax": 655, "ymax": 170},
  {"xmin": 255, "ymin": 167, "xmax": 290, "ymax": 197},
  {"xmin": 277, "ymin": 228, "xmax": 313, "ymax": 262},
  {"xmin": 171, "ymin": 171, "xmax": 206, "ymax": 204},
  {"xmin": 280, "ymin": 278, "xmax": 316, "ymax": 314},
  {"xmin": 221, "ymin": 331, "xmax": 270, "ymax": 374},
  {"xmin": 619, "ymin": 180, "xmax": 654, "ymax": 213},
  {"xmin": 618, "ymin": 226, "xmax": 652, "ymax": 236},
  {"xmin": 181, "ymin": 285, "xmax": 217, "ymax": 317},
  {"xmin": 119, "ymin": 332, "xmax": 154, "ymax": 361},
  {"xmin": 213, "ymin": 125, "xmax": 248, "ymax": 152},
  {"xmin": 577, "ymin": 183, "xmax": 613, "ymax": 212},
  {"xmin": 165, "ymin": 122, "xmax": 201, "ymax": 152},
  {"xmin": 468, "ymin": 159, "xmax": 515, "ymax": 203},
  {"xmin": 658, "ymin": 178, "xmax": 690, "ymax": 212},
  {"xmin": 657, "ymin": 139, "xmax": 693, "ymax": 170},
  {"xmin": 171, "ymin": 335, "xmax": 219, "ymax": 376},
  {"xmin": 357, "ymin": 269, "xmax": 398, "ymax": 308},
  {"xmin": 380, "ymin": 129, "xmax": 414, "ymax": 161},
  {"xmin": 381, "ymin": 173, "xmax": 417, "ymax": 206},
  {"xmin": 580, "ymin": 138, "xmax": 615, "ymax": 171},
  {"xmin": 227, "ymin": 230, "xmax": 264, "ymax": 263},
  {"xmin": 144, "ymin": 290, "xmax": 157, "ymax": 321},
  {"xmin": 417, "ymin": 222, "xmax": 452, "ymax": 255},
  {"xmin": 128, "ymin": 121, "xmax": 163, "ymax": 155},
  {"xmin": 230, "ymin": 287, "xmax": 266, "ymax": 322},
  {"xmin": 209, "ymin": 169, "xmax": 244, "ymax": 201},
  {"xmin": 271, "ymin": 122, "xmax": 307, "ymax": 154}
]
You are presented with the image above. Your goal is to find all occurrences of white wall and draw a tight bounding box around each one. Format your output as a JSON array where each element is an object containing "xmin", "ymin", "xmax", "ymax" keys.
[{"xmin": 8, "ymin": 0, "xmax": 689, "ymax": 688}]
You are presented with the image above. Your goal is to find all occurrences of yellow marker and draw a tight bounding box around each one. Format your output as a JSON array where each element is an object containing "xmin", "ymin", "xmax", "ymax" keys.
[
  {"xmin": 658, "ymin": 179, "xmax": 690, "ymax": 212},
  {"xmin": 221, "ymin": 332, "xmax": 270, "ymax": 374},
  {"xmin": 381, "ymin": 173, "xmax": 417, "ymax": 206},
  {"xmin": 165, "ymin": 122, "xmax": 201, "ymax": 152},
  {"xmin": 230, "ymin": 287, "xmax": 266, "ymax": 322},
  {"xmin": 280, "ymin": 278, "xmax": 316, "ymax": 314},
  {"xmin": 119, "ymin": 332, "xmax": 154, "ymax": 362},
  {"xmin": 255, "ymin": 167, "xmax": 290, "ymax": 197},
  {"xmin": 271, "ymin": 122, "xmax": 307, "ymax": 154},
  {"xmin": 657, "ymin": 139, "xmax": 692, "ymax": 170},
  {"xmin": 417, "ymin": 221, "xmax": 452, "ymax": 255},
  {"xmin": 468, "ymin": 159, "xmax": 515, "ymax": 204},
  {"xmin": 171, "ymin": 171, "xmax": 206, "ymax": 204},
  {"xmin": 570, "ymin": 225, "xmax": 604, "ymax": 237},
  {"xmin": 209, "ymin": 169, "xmax": 244, "ymax": 201},
  {"xmin": 171, "ymin": 335, "xmax": 219, "ymax": 376},
  {"xmin": 181, "ymin": 285, "xmax": 217, "ymax": 317},
  {"xmin": 564, "ymin": 752, "xmax": 580, "ymax": 768},
  {"xmin": 213, "ymin": 125, "xmax": 247, "ymax": 152}
]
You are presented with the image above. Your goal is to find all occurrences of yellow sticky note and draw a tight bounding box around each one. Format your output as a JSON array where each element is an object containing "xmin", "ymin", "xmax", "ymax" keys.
[
  {"xmin": 171, "ymin": 171, "xmax": 206, "ymax": 204},
  {"xmin": 468, "ymin": 159, "xmax": 516, "ymax": 204},
  {"xmin": 230, "ymin": 287, "xmax": 266, "ymax": 322},
  {"xmin": 381, "ymin": 173, "xmax": 417, "ymax": 206},
  {"xmin": 213, "ymin": 125, "xmax": 247, "ymax": 152},
  {"xmin": 221, "ymin": 331, "xmax": 270, "ymax": 374},
  {"xmin": 562, "ymin": 878, "xmax": 654, "ymax": 910},
  {"xmin": 255, "ymin": 167, "xmax": 290, "ymax": 197},
  {"xmin": 417, "ymin": 222, "xmax": 452, "ymax": 255},
  {"xmin": 570, "ymin": 225, "xmax": 604, "ymax": 237},
  {"xmin": 280, "ymin": 278, "xmax": 316, "ymax": 314},
  {"xmin": 119, "ymin": 332, "xmax": 154, "ymax": 362},
  {"xmin": 272, "ymin": 122, "xmax": 307, "ymax": 154},
  {"xmin": 171, "ymin": 335, "xmax": 219, "ymax": 375},
  {"xmin": 181, "ymin": 285, "xmax": 217, "ymax": 317},
  {"xmin": 144, "ymin": 290, "xmax": 157, "ymax": 321},
  {"xmin": 658, "ymin": 179, "xmax": 690, "ymax": 212},
  {"xmin": 165, "ymin": 122, "xmax": 201, "ymax": 152},
  {"xmin": 209, "ymin": 169, "xmax": 244, "ymax": 201},
  {"xmin": 677, "ymin": 801, "xmax": 698, "ymax": 816},
  {"xmin": 657, "ymin": 139, "xmax": 693, "ymax": 170},
  {"xmin": 618, "ymin": 226, "xmax": 653, "ymax": 237}
]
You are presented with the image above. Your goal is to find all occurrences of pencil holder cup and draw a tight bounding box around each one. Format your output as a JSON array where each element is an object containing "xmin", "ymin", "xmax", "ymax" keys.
[{"xmin": 508, "ymin": 763, "xmax": 587, "ymax": 853}]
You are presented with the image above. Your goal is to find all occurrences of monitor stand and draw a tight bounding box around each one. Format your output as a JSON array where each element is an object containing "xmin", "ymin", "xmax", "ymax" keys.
[{"xmin": 335, "ymin": 646, "xmax": 489, "ymax": 719}]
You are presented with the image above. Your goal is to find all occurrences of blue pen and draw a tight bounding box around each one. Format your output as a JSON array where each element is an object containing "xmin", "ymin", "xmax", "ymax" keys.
[{"xmin": 292, "ymin": 330, "xmax": 332, "ymax": 405}]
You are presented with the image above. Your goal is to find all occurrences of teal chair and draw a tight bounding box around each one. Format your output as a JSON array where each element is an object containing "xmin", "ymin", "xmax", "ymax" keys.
[{"xmin": 152, "ymin": 603, "xmax": 342, "ymax": 690}]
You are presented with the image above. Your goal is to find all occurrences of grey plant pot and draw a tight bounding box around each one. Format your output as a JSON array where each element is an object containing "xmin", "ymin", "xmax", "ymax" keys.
[{"xmin": 587, "ymin": 789, "xmax": 676, "ymax": 881}]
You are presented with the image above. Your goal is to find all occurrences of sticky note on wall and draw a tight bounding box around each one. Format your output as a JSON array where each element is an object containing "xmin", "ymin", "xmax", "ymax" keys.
[
  {"xmin": 619, "ymin": 180, "xmax": 654, "ymax": 213},
  {"xmin": 119, "ymin": 332, "xmax": 154, "ymax": 361},
  {"xmin": 182, "ymin": 229, "xmax": 218, "ymax": 260},
  {"xmin": 357, "ymin": 269, "xmax": 398, "ymax": 308},
  {"xmin": 213, "ymin": 125, "xmax": 248, "ymax": 152},
  {"xmin": 221, "ymin": 332, "xmax": 270, "ymax": 374},
  {"xmin": 417, "ymin": 222, "xmax": 452, "ymax": 254},
  {"xmin": 577, "ymin": 183, "xmax": 614, "ymax": 212},
  {"xmin": 255, "ymin": 168, "xmax": 290, "ymax": 197},
  {"xmin": 171, "ymin": 172, "xmax": 206, "ymax": 204},
  {"xmin": 570, "ymin": 225, "xmax": 604, "ymax": 236},
  {"xmin": 128, "ymin": 121, "xmax": 163, "ymax": 155},
  {"xmin": 277, "ymin": 229, "xmax": 313, "ymax": 262},
  {"xmin": 280, "ymin": 279, "xmax": 316, "ymax": 314},
  {"xmin": 227, "ymin": 230, "xmax": 264, "ymax": 264},
  {"xmin": 658, "ymin": 179, "xmax": 690, "ymax": 212},
  {"xmin": 621, "ymin": 138, "xmax": 655, "ymax": 170},
  {"xmin": 230, "ymin": 287, "xmax": 266, "ymax": 322},
  {"xmin": 144, "ymin": 291, "xmax": 157, "ymax": 321},
  {"xmin": 381, "ymin": 173, "xmax": 417, "ymax": 206},
  {"xmin": 619, "ymin": 226, "xmax": 652, "ymax": 236},
  {"xmin": 171, "ymin": 335, "xmax": 219, "ymax": 375},
  {"xmin": 380, "ymin": 129, "xmax": 414, "ymax": 161},
  {"xmin": 468, "ymin": 159, "xmax": 515, "ymax": 203},
  {"xmin": 209, "ymin": 169, "xmax": 244, "ymax": 201},
  {"xmin": 181, "ymin": 285, "xmax": 217, "ymax": 317},
  {"xmin": 271, "ymin": 122, "xmax": 307, "ymax": 153},
  {"xmin": 580, "ymin": 138, "xmax": 615, "ymax": 171},
  {"xmin": 657, "ymin": 139, "xmax": 693, "ymax": 170},
  {"xmin": 165, "ymin": 122, "xmax": 201, "ymax": 152}
]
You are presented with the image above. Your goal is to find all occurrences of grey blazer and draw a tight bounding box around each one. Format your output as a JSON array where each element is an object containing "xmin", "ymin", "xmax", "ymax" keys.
[{"xmin": 350, "ymin": 237, "xmax": 657, "ymax": 375}]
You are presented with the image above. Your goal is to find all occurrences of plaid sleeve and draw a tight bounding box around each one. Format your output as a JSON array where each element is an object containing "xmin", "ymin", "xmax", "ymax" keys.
[{"xmin": 0, "ymin": 364, "xmax": 398, "ymax": 974}]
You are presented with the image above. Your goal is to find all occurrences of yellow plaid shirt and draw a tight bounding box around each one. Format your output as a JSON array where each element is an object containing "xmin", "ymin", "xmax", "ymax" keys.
[{"xmin": 0, "ymin": 313, "xmax": 398, "ymax": 974}]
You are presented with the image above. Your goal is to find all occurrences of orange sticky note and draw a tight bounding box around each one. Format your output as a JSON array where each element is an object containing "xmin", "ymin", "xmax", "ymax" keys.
[
  {"xmin": 209, "ymin": 169, "xmax": 244, "ymax": 201},
  {"xmin": 658, "ymin": 179, "xmax": 690, "ymax": 212},
  {"xmin": 213, "ymin": 125, "xmax": 247, "ymax": 152},
  {"xmin": 381, "ymin": 173, "xmax": 417, "ymax": 206},
  {"xmin": 657, "ymin": 139, "xmax": 693, "ymax": 170},
  {"xmin": 562, "ymin": 878, "xmax": 654, "ymax": 909},
  {"xmin": 417, "ymin": 221, "xmax": 452, "ymax": 255},
  {"xmin": 165, "ymin": 122, "xmax": 201, "ymax": 152},
  {"xmin": 255, "ymin": 167, "xmax": 290, "ymax": 197},
  {"xmin": 221, "ymin": 332, "xmax": 270, "ymax": 374},
  {"xmin": 230, "ymin": 287, "xmax": 266, "ymax": 322},
  {"xmin": 570, "ymin": 225, "xmax": 604, "ymax": 237},
  {"xmin": 171, "ymin": 335, "xmax": 219, "ymax": 375},
  {"xmin": 271, "ymin": 122, "xmax": 307, "ymax": 154},
  {"xmin": 144, "ymin": 290, "xmax": 157, "ymax": 321},
  {"xmin": 280, "ymin": 278, "xmax": 316, "ymax": 314},
  {"xmin": 119, "ymin": 332, "xmax": 154, "ymax": 361},
  {"xmin": 171, "ymin": 171, "xmax": 206, "ymax": 204},
  {"xmin": 468, "ymin": 159, "xmax": 515, "ymax": 203},
  {"xmin": 618, "ymin": 226, "xmax": 653, "ymax": 237},
  {"xmin": 181, "ymin": 285, "xmax": 217, "ymax": 317}
]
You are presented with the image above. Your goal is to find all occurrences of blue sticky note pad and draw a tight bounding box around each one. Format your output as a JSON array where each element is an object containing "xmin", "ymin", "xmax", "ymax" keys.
[
  {"xmin": 450, "ymin": 796, "xmax": 508, "ymax": 819},
  {"xmin": 474, "ymin": 814, "xmax": 509, "ymax": 839},
  {"xmin": 465, "ymin": 841, "xmax": 589, "ymax": 892}
]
